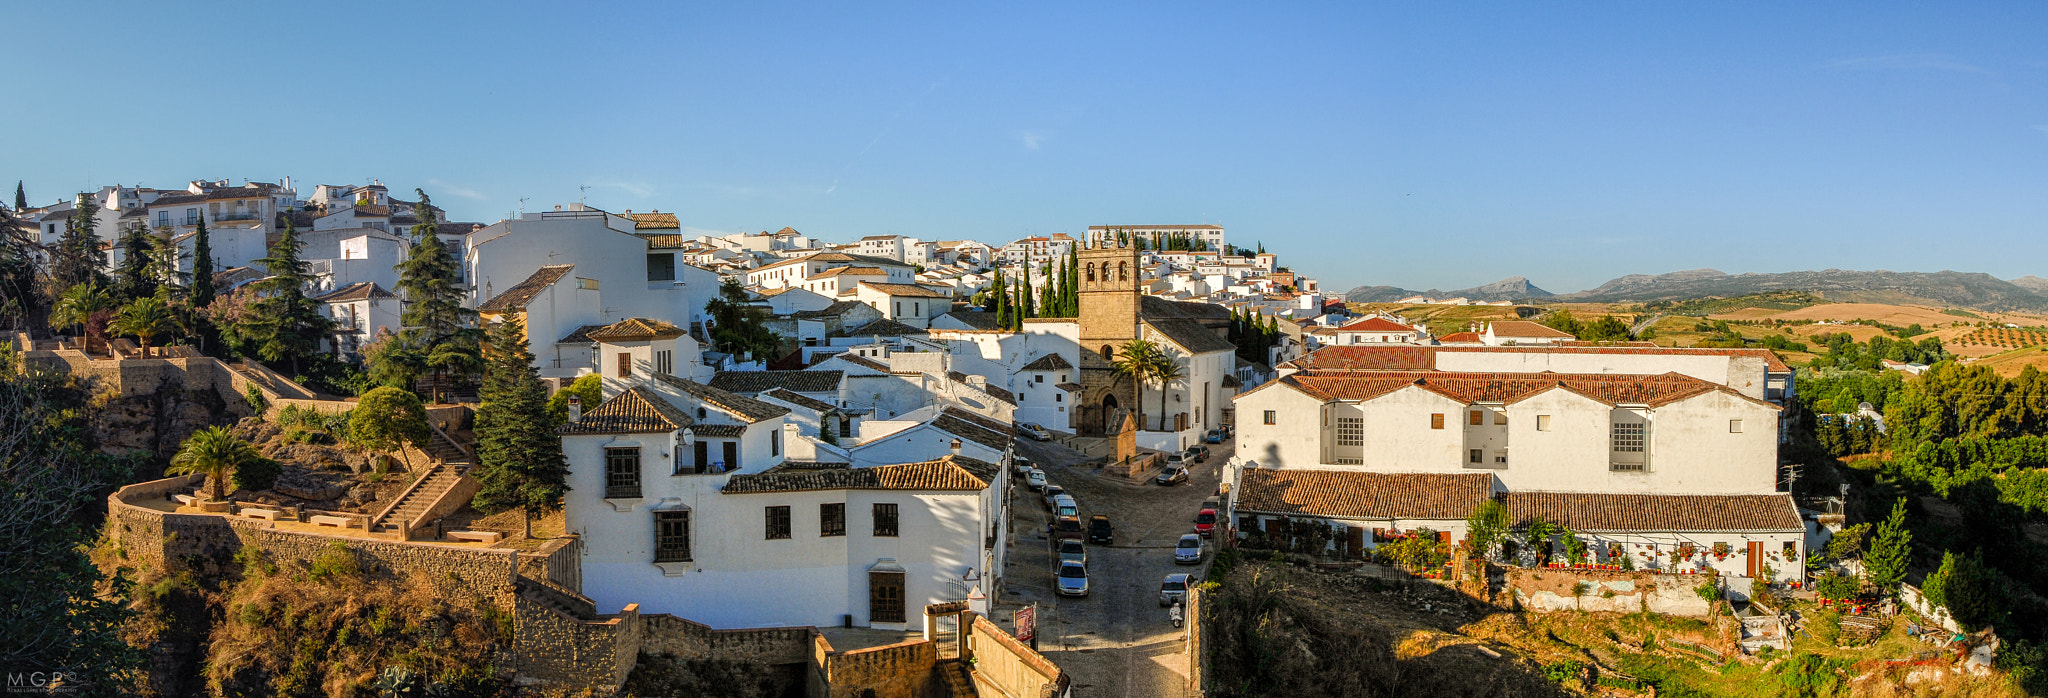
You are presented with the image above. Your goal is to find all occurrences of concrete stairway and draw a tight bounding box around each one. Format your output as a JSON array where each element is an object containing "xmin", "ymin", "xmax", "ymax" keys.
[
  {"xmin": 422, "ymin": 427, "xmax": 473, "ymax": 473},
  {"xmin": 371, "ymin": 464, "xmax": 460, "ymax": 534}
]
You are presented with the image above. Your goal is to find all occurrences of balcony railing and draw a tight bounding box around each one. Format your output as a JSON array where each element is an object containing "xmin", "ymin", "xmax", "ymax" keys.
[
  {"xmin": 212, "ymin": 212, "xmax": 262, "ymax": 223},
  {"xmin": 605, "ymin": 485, "xmax": 642, "ymax": 499}
]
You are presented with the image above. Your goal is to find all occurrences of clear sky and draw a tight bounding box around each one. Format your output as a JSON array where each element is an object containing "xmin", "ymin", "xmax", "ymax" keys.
[{"xmin": 5, "ymin": 3, "xmax": 2046, "ymax": 293}]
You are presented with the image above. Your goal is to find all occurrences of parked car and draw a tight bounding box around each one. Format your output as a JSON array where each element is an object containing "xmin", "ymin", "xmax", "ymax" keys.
[
  {"xmin": 1055, "ymin": 561, "xmax": 1090, "ymax": 597},
  {"xmin": 1194, "ymin": 508, "xmax": 1218, "ymax": 537},
  {"xmin": 1220, "ymin": 424, "xmax": 1234, "ymax": 438},
  {"xmin": 1203, "ymin": 429, "xmax": 1225, "ymax": 444},
  {"xmin": 1201, "ymin": 498, "xmax": 1221, "ymax": 515},
  {"xmin": 1025, "ymin": 470, "xmax": 1047, "ymax": 492},
  {"xmin": 1159, "ymin": 573, "xmax": 1191, "ymax": 607},
  {"xmin": 1057, "ymin": 539, "xmax": 1087, "ymax": 567},
  {"xmin": 1043, "ymin": 485, "xmax": 1067, "ymax": 510},
  {"xmin": 1164, "ymin": 452, "xmax": 1187, "ymax": 467},
  {"xmin": 1052, "ymin": 516, "xmax": 1085, "ymax": 542},
  {"xmin": 1186, "ymin": 446, "xmax": 1210, "ymax": 463},
  {"xmin": 1155, "ymin": 466, "xmax": 1189, "ymax": 486},
  {"xmin": 1053, "ymin": 494, "xmax": 1079, "ymax": 519},
  {"xmin": 1087, "ymin": 515, "xmax": 1114, "ymax": 545},
  {"xmin": 1017, "ymin": 422, "xmax": 1053, "ymax": 442},
  {"xmin": 1174, "ymin": 534, "xmax": 1207, "ymax": 565},
  {"xmin": 1012, "ymin": 458, "xmax": 1035, "ymax": 479}
]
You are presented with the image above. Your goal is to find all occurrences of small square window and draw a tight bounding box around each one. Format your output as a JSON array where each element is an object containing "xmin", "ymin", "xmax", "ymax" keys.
[
  {"xmin": 1263, "ymin": 410, "xmax": 1277, "ymax": 425},
  {"xmin": 1431, "ymin": 413, "xmax": 1445, "ymax": 430},
  {"xmin": 1729, "ymin": 419, "xmax": 1743, "ymax": 433},
  {"xmin": 1469, "ymin": 449, "xmax": 1482, "ymax": 464},
  {"xmin": 1494, "ymin": 412, "xmax": 1508, "ymax": 426},
  {"xmin": 765, "ymin": 506, "xmax": 791, "ymax": 540},
  {"xmin": 1536, "ymin": 415, "xmax": 1551, "ymax": 431},
  {"xmin": 1469, "ymin": 410, "xmax": 1483, "ymax": 426}
]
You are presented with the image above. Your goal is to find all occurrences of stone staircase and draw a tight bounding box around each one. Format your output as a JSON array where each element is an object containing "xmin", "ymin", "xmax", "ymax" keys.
[
  {"xmin": 370, "ymin": 464, "xmax": 461, "ymax": 534},
  {"xmin": 231, "ymin": 359, "xmax": 319, "ymax": 400},
  {"xmin": 422, "ymin": 425, "xmax": 474, "ymax": 473},
  {"xmin": 935, "ymin": 659, "xmax": 976, "ymax": 696}
]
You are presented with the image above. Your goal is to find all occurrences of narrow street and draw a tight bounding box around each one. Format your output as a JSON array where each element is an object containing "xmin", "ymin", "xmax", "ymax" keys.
[{"xmin": 993, "ymin": 434, "xmax": 1232, "ymax": 697}]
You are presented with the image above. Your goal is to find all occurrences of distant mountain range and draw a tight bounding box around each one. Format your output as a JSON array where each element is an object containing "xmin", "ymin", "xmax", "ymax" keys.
[{"xmin": 1345, "ymin": 269, "xmax": 2048, "ymax": 312}]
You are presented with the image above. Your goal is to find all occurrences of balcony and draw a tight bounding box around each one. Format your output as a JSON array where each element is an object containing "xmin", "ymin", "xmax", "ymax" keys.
[
  {"xmin": 606, "ymin": 485, "xmax": 643, "ymax": 500},
  {"xmin": 213, "ymin": 211, "xmax": 262, "ymax": 222}
]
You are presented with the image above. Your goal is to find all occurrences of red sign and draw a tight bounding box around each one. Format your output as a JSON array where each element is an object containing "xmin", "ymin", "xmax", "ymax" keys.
[{"xmin": 1014, "ymin": 605, "xmax": 1036, "ymax": 642}]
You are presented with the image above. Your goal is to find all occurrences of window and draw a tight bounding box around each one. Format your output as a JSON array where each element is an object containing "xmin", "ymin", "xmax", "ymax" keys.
[
  {"xmin": 1035, "ymin": 374, "xmax": 1044, "ymax": 383},
  {"xmin": 185, "ymin": 208, "xmax": 199, "ymax": 224},
  {"xmin": 605, "ymin": 448, "xmax": 642, "ymax": 498},
  {"xmin": 869, "ymin": 571, "xmax": 905, "ymax": 623},
  {"xmin": 895, "ymin": 301, "xmax": 902, "ymax": 316},
  {"xmin": 577, "ymin": 278, "xmax": 599, "ymax": 290},
  {"xmin": 913, "ymin": 302, "xmax": 920, "ymax": 316},
  {"xmin": 765, "ymin": 506, "xmax": 791, "ymax": 539},
  {"xmin": 155, "ymin": 211, "xmax": 169, "ymax": 227},
  {"xmin": 1264, "ymin": 410, "xmax": 1277, "ymax": 425},
  {"xmin": 840, "ymin": 418, "xmax": 853, "ymax": 438},
  {"xmin": 1611, "ymin": 421, "xmax": 1646, "ymax": 471},
  {"xmin": 821, "ymin": 503, "xmax": 845, "ymax": 536},
  {"xmin": 873, "ymin": 503, "xmax": 899, "ymax": 537},
  {"xmin": 656, "ymin": 350, "xmax": 673, "ymax": 375},
  {"xmin": 1494, "ymin": 412, "xmax": 1508, "ymax": 426},
  {"xmin": 771, "ymin": 428, "xmax": 781, "ymax": 456},
  {"xmin": 1495, "ymin": 451, "xmax": 1508, "ymax": 464},
  {"xmin": 1336, "ymin": 417, "xmax": 1363, "ymax": 446},
  {"xmin": 1470, "ymin": 410, "xmax": 1484, "ymax": 426},
  {"xmin": 1536, "ymin": 415, "xmax": 1551, "ymax": 431},
  {"xmin": 1055, "ymin": 393, "xmax": 1062, "ymax": 402},
  {"xmin": 1470, "ymin": 449, "xmax": 1483, "ymax": 464},
  {"xmin": 1431, "ymin": 413, "xmax": 1445, "ymax": 429},
  {"xmin": 1729, "ymin": 419, "xmax": 1743, "ymax": 433},
  {"xmin": 617, "ymin": 353, "xmax": 632, "ymax": 378},
  {"xmin": 654, "ymin": 510, "xmax": 691, "ymax": 562}
]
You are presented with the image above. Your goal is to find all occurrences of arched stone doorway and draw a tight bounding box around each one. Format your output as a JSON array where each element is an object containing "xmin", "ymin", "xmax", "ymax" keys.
[{"xmin": 1100, "ymin": 394, "xmax": 1120, "ymax": 434}]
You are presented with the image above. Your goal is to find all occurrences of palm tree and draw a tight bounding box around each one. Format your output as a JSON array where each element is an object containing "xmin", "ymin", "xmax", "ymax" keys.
[
  {"xmin": 1111, "ymin": 339, "xmax": 1159, "ymax": 429},
  {"xmin": 50, "ymin": 282, "xmax": 113, "ymax": 337},
  {"xmin": 111, "ymin": 295, "xmax": 175, "ymax": 357},
  {"xmin": 168, "ymin": 426, "xmax": 264, "ymax": 502},
  {"xmin": 1149, "ymin": 349, "xmax": 1187, "ymax": 432}
]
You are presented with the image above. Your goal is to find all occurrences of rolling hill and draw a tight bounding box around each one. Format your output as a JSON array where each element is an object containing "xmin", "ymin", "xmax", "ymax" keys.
[
  {"xmin": 1346, "ymin": 269, "xmax": 2048, "ymax": 312},
  {"xmin": 1343, "ymin": 276, "xmax": 1554, "ymax": 304}
]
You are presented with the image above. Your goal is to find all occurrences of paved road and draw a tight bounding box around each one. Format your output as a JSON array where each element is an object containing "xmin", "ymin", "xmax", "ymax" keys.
[{"xmin": 993, "ymin": 435, "xmax": 1233, "ymax": 697}]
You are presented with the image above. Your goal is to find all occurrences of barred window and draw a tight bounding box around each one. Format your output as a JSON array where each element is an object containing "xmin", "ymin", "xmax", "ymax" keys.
[
  {"xmin": 821, "ymin": 503, "xmax": 845, "ymax": 537},
  {"xmin": 605, "ymin": 448, "xmax": 642, "ymax": 498},
  {"xmin": 654, "ymin": 511, "xmax": 691, "ymax": 562},
  {"xmin": 1612, "ymin": 423, "xmax": 1645, "ymax": 452},
  {"xmin": 765, "ymin": 506, "xmax": 791, "ymax": 540},
  {"xmin": 873, "ymin": 503, "xmax": 899, "ymax": 537},
  {"xmin": 1336, "ymin": 417, "xmax": 1363, "ymax": 446}
]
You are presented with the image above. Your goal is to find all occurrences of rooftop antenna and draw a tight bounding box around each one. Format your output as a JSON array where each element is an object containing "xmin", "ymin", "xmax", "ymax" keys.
[
  {"xmin": 518, "ymin": 196, "xmax": 530, "ymax": 216},
  {"xmin": 578, "ymin": 185, "xmax": 590, "ymax": 206}
]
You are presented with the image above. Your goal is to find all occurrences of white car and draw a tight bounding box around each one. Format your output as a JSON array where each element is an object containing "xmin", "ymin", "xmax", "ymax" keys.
[
  {"xmin": 1174, "ymin": 534, "xmax": 1206, "ymax": 565},
  {"xmin": 1017, "ymin": 422, "xmax": 1053, "ymax": 441},
  {"xmin": 1025, "ymin": 470, "xmax": 1048, "ymax": 492},
  {"xmin": 1159, "ymin": 573, "xmax": 1191, "ymax": 607}
]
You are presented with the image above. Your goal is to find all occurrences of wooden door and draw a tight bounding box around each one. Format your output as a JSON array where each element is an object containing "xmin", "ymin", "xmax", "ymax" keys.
[
  {"xmin": 1746, "ymin": 541, "xmax": 1763, "ymax": 578},
  {"xmin": 869, "ymin": 572, "xmax": 905, "ymax": 623}
]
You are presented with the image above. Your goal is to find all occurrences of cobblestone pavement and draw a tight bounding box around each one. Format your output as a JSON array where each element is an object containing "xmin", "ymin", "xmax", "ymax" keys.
[{"xmin": 991, "ymin": 434, "xmax": 1233, "ymax": 697}]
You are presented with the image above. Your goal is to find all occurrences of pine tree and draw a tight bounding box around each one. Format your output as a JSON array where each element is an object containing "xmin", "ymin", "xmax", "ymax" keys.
[
  {"xmin": 244, "ymin": 218, "xmax": 331, "ymax": 373},
  {"xmin": 392, "ymin": 190, "xmax": 479, "ymax": 402},
  {"xmin": 116, "ymin": 222, "xmax": 156, "ymax": 302},
  {"xmin": 1865, "ymin": 497, "xmax": 1913, "ymax": 598},
  {"xmin": 53, "ymin": 195, "xmax": 105, "ymax": 291},
  {"xmin": 12, "ymin": 181, "xmax": 24, "ymax": 211},
  {"xmin": 189, "ymin": 217, "xmax": 217, "ymax": 307},
  {"xmin": 471, "ymin": 315, "xmax": 570, "ymax": 539}
]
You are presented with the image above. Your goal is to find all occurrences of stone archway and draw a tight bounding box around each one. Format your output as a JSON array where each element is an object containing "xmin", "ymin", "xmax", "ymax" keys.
[{"xmin": 1100, "ymin": 394, "xmax": 1120, "ymax": 434}]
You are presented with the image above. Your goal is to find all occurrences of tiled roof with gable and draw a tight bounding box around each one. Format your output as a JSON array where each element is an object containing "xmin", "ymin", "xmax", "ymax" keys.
[
  {"xmin": 314, "ymin": 282, "xmax": 396, "ymax": 302},
  {"xmin": 758, "ymin": 251, "xmax": 910, "ymax": 272},
  {"xmin": 722, "ymin": 455, "xmax": 998, "ymax": 494},
  {"xmin": 478, "ymin": 264, "xmax": 576, "ymax": 312},
  {"xmin": 760, "ymin": 387, "xmax": 836, "ymax": 413},
  {"xmin": 791, "ymin": 300, "xmax": 872, "ymax": 320},
  {"xmin": 835, "ymin": 319, "xmax": 925, "ymax": 338},
  {"xmin": 1018, "ymin": 354, "xmax": 1073, "ymax": 371},
  {"xmin": 1338, "ymin": 317, "xmax": 1417, "ymax": 333},
  {"xmin": 652, "ymin": 372, "xmax": 791, "ymax": 423},
  {"xmin": 558, "ymin": 324, "xmax": 611, "ymax": 345},
  {"xmin": 1274, "ymin": 370, "xmax": 1765, "ymax": 409},
  {"xmin": 1140, "ymin": 295, "xmax": 1233, "ymax": 321},
  {"xmin": 939, "ymin": 310, "xmax": 1003, "ymax": 331},
  {"xmin": 930, "ymin": 407, "xmax": 1016, "ymax": 451},
  {"xmin": 587, "ymin": 318, "xmax": 687, "ymax": 342},
  {"xmin": 557, "ymin": 386, "xmax": 694, "ymax": 435},
  {"xmin": 626, "ymin": 212, "xmax": 679, "ymax": 230},
  {"xmin": 707, "ymin": 370, "xmax": 844, "ymax": 395},
  {"xmin": 1437, "ymin": 332, "xmax": 1482, "ymax": 344},
  {"xmin": 1287, "ymin": 345, "xmax": 1791, "ymax": 373},
  {"xmin": 1237, "ymin": 469, "xmax": 1494, "ymax": 520},
  {"xmin": 811, "ymin": 266, "xmax": 887, "ymax": 278},
  {"xmin": 1145, "ymin": 318, "xmax": 1236, "ymax": 354},
  {"xmin": 213, "ymin": 266, "xmax": 264, "ymax": 288},
  {"xmin": 859, "ymin": 282, "xmax": 949, "ymax": 298},
  {"xmin": 1503, "ymin": 492, "xmax": 1802, "ymax": 532},
  {"xmin": 1487, "ymin": 320, "xmax": 1575, "ymax": 339}
]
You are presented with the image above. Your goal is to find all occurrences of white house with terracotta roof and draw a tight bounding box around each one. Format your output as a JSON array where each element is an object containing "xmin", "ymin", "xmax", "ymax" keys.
[
  {"xmin": 1480, "ymin": 320, "xmax": 1575, "ymax": 346},
  {"xmin": 1327, "ymin": 315, "xmax": 1431, "ymax": 346},
  {"xmin": 466, "ymin": 205, "xmax": 721, "ymax": 337},
  {"xmin": 744, "ymin": 252, "xmax": 915, "ymax": 290},
  {"xmin": 477, "ymin": 264, "xmax": 605, "ymax": 377},
  {"xmin": 560, "ymin": 355, "xmax": 1014, "ymax": 629},
  {"xmin": 853, "ymin": 282, "xmax": 950, "ymax": 330},
  {"xmin": 315, "ymin": 282, "xmax": 399, "ymax": 358},
  {"xmin": 1231, "ymin": 344, "xmax": 1806, "ymax": 582}
]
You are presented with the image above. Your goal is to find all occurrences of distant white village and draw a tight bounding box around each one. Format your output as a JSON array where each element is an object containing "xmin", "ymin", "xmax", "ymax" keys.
[{"xmin": 21, "ymin": 177, "xmax": 1811, "ymax": 638}]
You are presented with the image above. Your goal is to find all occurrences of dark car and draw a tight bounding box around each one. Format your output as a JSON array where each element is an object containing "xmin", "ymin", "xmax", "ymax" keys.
[
  {"xmin": 1194, "ymin": 508, "xmax": 1219, "ymax": 537},
  {"xmin": 1186, "ymin": 446, "xmax": 1211, "ymax": 463},
  {"xmin": 1052, "ymin": 516, "xmax": 1085, "ymax": 542},
  {"xmin": 1155, "ymin": 466, "xmax": 1189, "ymax": 486},
  {"xmin": 1042, "ymin": 485, "xmax": 1067, "ymax": 510},
  {"xmin": 1087, "ymin": 515, "xmax": 1114, "ymax": 545}
]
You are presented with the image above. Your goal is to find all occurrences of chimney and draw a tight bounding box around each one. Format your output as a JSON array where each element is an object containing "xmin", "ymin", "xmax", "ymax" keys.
[
  {"xmin": 567, "ymin": 395, "xmax": 582, "ymax": 422},
  {"xmin": 949, "ymin": 438, "xmax": 962, "ymax": 457}
]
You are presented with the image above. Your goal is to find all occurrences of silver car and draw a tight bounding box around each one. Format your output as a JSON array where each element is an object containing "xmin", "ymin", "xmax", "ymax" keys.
[
  {"xmin": 1057, "ymin": 539, "xmax": 1087, "ymax": 567},
  {"xmin": 1159, "ymin": 573, "xmax": 1191, "ymax": 607},
  {"xmin": 1174, "ymin": 534, "xmax": 1206, "ymax": 565},
  {"xmin": 1055, "ymin": 561, "xmax": 1089, "ymax": 597}
]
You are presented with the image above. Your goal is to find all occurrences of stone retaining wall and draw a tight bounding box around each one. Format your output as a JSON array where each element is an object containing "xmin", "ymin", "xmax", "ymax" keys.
[
  {"xmin": 968, "ymin": 615, "xmax": 1066, "ymax": 698},
  {"xmin": 1505, "ymin": 568, "xmax": 1713, "ymax": 616},
  {"xmin": 824, "ymin": 640, "xmax": 939, "ymax": 698}
]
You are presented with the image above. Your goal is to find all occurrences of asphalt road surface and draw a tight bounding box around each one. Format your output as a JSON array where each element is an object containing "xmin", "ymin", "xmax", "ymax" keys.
[{"xmin": 993, "ymin": 434, "xmax": 1232, "ymax": 698}]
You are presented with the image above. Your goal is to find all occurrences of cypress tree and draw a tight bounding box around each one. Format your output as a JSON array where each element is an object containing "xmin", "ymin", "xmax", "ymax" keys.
[
  {"xmin": 245, "ymin": 217, "xmax": 331, "ymax": 374},
  {"xmin": 116, "ymin": 222, "xmax": 156, "ymax": 302},
  {"xmin": 1018, "ymin": 263, "xmax": 1033, "ymax": 322},
  {"xmin": 472, "ymin": 314, "xmax": 570, "ymax": 539},
  {"xmin": 993, "ymin": 272, "xmax": 1010, "ymax": 327},
  {"xmin": 12, "ymin": 181, "xmax": 24, "ymax": 211},
  {"xmin": 392, "ymin": 190, "xmax": 480, "ymax": 402},
  {"xmin": 189, "ymin": 218, "xmax": 216, "ymax": 307}
]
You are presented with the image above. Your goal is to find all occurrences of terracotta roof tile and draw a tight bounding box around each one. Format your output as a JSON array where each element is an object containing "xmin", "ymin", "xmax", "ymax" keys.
[
  {"xmin": 811, "ymin": 266, "xmax": 888, "ymax": 279},
  {"xmin": 586, "ymin": 318, "xmax": 686, "ymax": 342},
  {"xmin": 1237, "ymin": 469, "xmax": 1494, "ymax": 520},
  {"xmin": 859, "ymin": 281, "xmax": 950, "ymax": 298},
  {"xmin": 1502, "ymin": 492, "xmax": 1803, "ymax": 532},
  {"xmin": 314, "ymin": 282, "xmax": 395, "ymax": 302},
  {"xmin": 652, "ymin": 372, "xmax": 791, "ymax": 423},
  {"xmin": 1278, "ymin": 370, "xmax": 1751, "ymax": 409},
  {"xmin": 1019, "ymin": 354, "xmax": 1073, "ymax": 371},
  {"xmin": 688, "ymin": 424, "xmax": 749, "ymax": 437},
  {"xmin": 558, "ymin": 324, "xmax": 610, "ymax": 344},
  {"xmin": 835, "ymin": 319, "xmax": 926, "ymax": 337},
  {"xmin": 644, "ymin": 234, "xmax": 688, "ymax": 249},
  {"xmin": 759, "ymin": 387, "xmax": 836, "ymax": 413},
  {"xmin": 1437, "ymin": 332, "xmax": 1482, "ymax": 343},
  {"xmin": 1287, "ymin": 345, "xmax": 1791, "ymax": 373},
  {"xmin": 478, "ymin": 264, "xmax": 575, "ymax": 312},
  {"xmin": 707, "ymin": 370, "xmax": 844, "ymax": 395},
  {"xmin": 626, "ymin": 212, "xmax": 679, "ymax": 230},
  {"xmin": 723, "ymin": 455, "xmax": 998, "ymax": 493},
  {"xmin": 929, "ymin": 408, "xmax": 1016, "ymax": 451},
  {"xmin": 1145, "ymin": 318, "xmax": 1236, "ymax": 354},
  {"xmin": 558, "ymin": 386, "xmax": 693, "ymax": 435}
]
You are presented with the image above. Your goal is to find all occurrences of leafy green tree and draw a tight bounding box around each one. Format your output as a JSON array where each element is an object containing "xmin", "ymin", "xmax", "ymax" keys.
[
  {"xmin": 1464, "ymin": 499, "xmax": 1510, "ymax": 560},
  {"xmin": 1541, "ymin": 309, "xmax": 1584, "ymax": 337},
  {"xmin": 545, "ymin": 373, "xmax": 604, "ymax": 427},
  {"xmin": 350, "ymin": 386, "xmax": 429, "ymax": 471},
  {"xmin": 110, "ymin": 294, "xmax": 176, "ymax": 357},
  {"xmin": 391, "ymin": 190, "xmax": 479, "ymax": 401},
  {"xmin": 1522, "ymin": 515, "xmax": 1562, "ymax": 566},
  {"xmin": 1865, "ymin": 497, "xmax": 1913, "ymax": 598},
  {"xmin": 705, "ymin": 277, "xmax": 782, "ymax": 363},
  {"xmin": 1581, "ymin": 315, "xmax": 1632, "ymax": 342},
  {"xmin": 242, "ymin": 217, "xmax": 331, "ymax": 373},
  {"xmin": 169, "ymin": 425, "xmax": 265, "ymax": 502},
  {"xmin": 1924, "ymin": 550, "xmax": 2003, "ymax": 632},
  {"xmin": 471, "ymin": 315, "xmax": 571, "ymax": 538},
  {"xmin": 0, "ymin": 343, "xmax": 140, "ymax": 694},
  {"xmin": 189, "ymin": 217, "xmax": 216, "ymax": 307},
  {"xmin": 1560, "ymin": 528, "xmax": 1588, "ymax": 565},
  {"xmin": 53, "ymin": 195, "xmax": 106, "ymax": 291}
]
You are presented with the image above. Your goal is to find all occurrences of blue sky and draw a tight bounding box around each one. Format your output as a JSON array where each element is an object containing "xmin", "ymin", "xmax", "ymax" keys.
[{"xmin": 5, "ymin": 3, "xmax": 2046, "ymax": 293}]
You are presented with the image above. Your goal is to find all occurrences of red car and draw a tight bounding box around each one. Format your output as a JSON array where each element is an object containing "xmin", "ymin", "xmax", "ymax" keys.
[{"xmin": 1193, "ymin": 508, "xmax": 1218, "ymax": 538}]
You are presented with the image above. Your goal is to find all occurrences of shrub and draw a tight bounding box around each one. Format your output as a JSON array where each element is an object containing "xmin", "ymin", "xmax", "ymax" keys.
[
  {"xmin": 230, "ymin": 456, "xmax": 283, "ymax": 492},
  {"xmin": 1543, "ymin": 661, "xmax": 1583, "ymax": 687},
  {"xmin": 1813, "ymin": 571, "xmax": 1859, "ymax": 602},
  {"xmin": 1695, "ymin": 579, "xmax": 1721, "ymax": 603},
  {"xmin": 1572, "ymin": 581, "xmax": 1591, "ymax": 597},
  {"xmin": 308, "ymin": 541, "xmax": 360, "ymax": 582}
]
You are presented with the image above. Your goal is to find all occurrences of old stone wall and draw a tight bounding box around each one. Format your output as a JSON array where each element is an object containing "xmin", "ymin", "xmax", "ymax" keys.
[
  {"xmin": 1505, "ymin": 568, "xmax": 1713, "ymax": 616},
  {"xmin": 519, "ymin": 536, "xmax": 585, "ymax": 595},
  {"xmin": 967, "ymin": 615, "xmax": 1065, "ymax": 698},
  {"xmin": 513, "ymin": 595, "xmax": 639, "ymax": 689},
  {"xmin": 825, "ymin": 641, "xmax": 940, "ymax": 698}
]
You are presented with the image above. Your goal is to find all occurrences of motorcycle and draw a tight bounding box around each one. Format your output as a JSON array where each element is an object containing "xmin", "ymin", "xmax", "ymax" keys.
[{"xmin": 1169, "ymin": 601, "xmax": 1184, "ymax": 628}]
